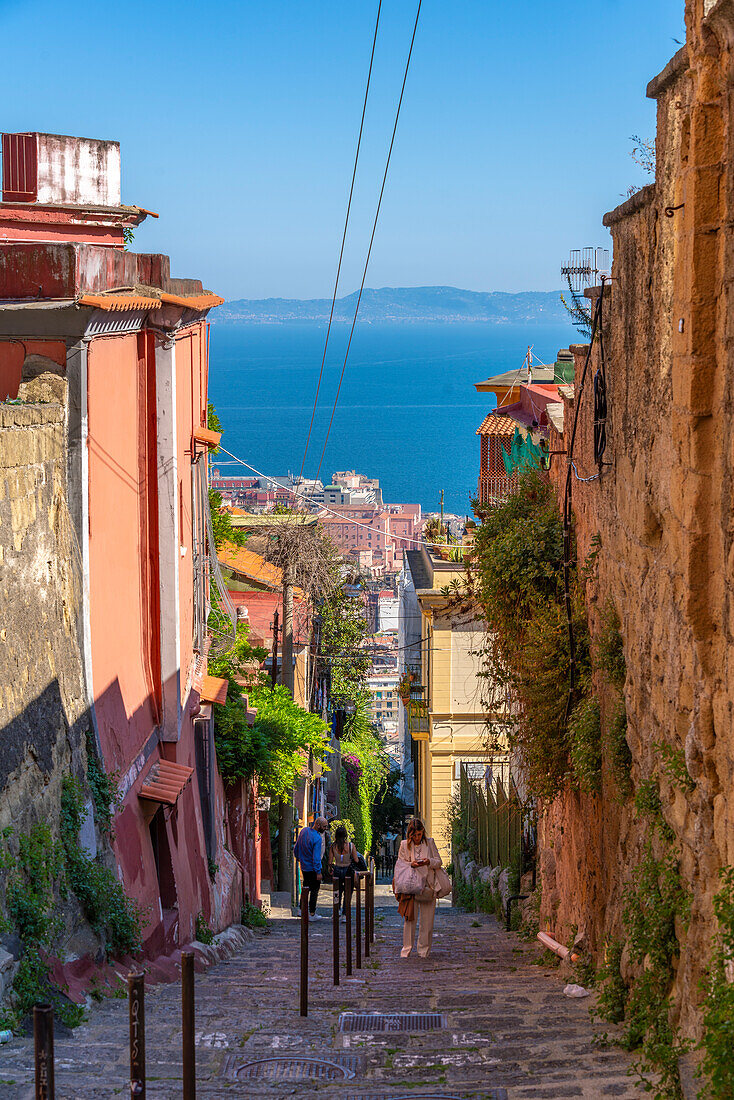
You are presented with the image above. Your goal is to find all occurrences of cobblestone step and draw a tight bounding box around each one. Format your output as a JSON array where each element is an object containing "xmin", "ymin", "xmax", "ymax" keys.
[{"xmin": 0, "ymin": 890, "xmax": 641, "ymax": 1099}]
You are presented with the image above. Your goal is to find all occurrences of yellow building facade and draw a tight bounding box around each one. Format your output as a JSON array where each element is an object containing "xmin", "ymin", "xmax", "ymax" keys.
[{"xmin": 402, "ymin": 547, "xmax": 505, "ymax": 861}]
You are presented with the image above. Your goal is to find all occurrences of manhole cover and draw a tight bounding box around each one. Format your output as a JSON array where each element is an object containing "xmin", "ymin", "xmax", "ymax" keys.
[
  {"xmin": 339, "ymin": 1011, "xmax": 448, "ymax": 1033},
  {"xmin": 225, "ymin": 1056, "xmax": 355, "ymax": 1082}
]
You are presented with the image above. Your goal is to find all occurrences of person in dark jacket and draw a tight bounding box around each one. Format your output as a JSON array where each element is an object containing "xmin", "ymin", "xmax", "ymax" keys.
[{"xmin": 293, "ymin": 817, "xmax": 328, "ymax": 920}]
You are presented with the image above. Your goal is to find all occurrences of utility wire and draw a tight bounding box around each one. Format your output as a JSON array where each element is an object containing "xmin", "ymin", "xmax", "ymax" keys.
[
  {"xmin": 298, "ymin": 0, "xmax": 383, "ymax": 481},
  {"xmin": 313, "ymin": 0, "xmax": 422, "ymax": 485}
]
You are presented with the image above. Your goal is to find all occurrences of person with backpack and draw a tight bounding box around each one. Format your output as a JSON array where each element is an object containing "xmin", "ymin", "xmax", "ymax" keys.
[
  {"xmin": 293, "ymin": 816, "xmax": 328, "ymax": 920},
  {"xmin": 328, "ymin": 825, "xmax": 358, "ymax": 920}
]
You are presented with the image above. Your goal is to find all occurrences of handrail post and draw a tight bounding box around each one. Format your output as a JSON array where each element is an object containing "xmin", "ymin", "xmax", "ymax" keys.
[
  {"xmin": 345, "ymin": 876, "xmax": 353, "ymax": 976},
  {"xmin": 300, "ymin": 885, "xmax": 309, "ymax": 1016},
  {"xmin": 128, "ymin": 971, "xmax": 146, "ymax": 1098},
  {"xmin": 182, "ymin": 951, "xmax": 196, "ymax": 1099},
  {"xmin": 33, "ymin": 1003, "xmax": 55, "ymax": 1100},
  {"xmin": 355, "ymin": 874, "xmax": 362, "ymax": 969},
  {"xmin": 332, "ymin": 880, "xmax": 340, "ymax": 986}
]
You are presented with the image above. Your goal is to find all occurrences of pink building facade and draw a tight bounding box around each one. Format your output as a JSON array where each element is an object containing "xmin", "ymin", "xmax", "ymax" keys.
[{"xmin": 0, "ymin": 132, "xmax": 255, "ymax": 964}]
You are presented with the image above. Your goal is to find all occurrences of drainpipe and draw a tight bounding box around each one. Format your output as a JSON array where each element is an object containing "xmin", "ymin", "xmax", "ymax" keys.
[{"xmin": 537, "ymin": 931, "xmax": 579, "ymax": 962}]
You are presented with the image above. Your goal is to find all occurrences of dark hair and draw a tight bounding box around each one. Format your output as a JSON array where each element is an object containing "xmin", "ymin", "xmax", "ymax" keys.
[{"xmin": 334, "ymin": 825, "xmax": 348, "ymax": 854}]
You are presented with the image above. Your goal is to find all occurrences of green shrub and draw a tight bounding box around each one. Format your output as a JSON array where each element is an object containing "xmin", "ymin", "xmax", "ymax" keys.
[
  {"xmin": 593, "ymin": 938, "xmax": 627, "ymax": 1024},
  {"xmin": 621, "ymin": 831, "xmax": 690, "ymax": 1098},
  {"xmin": 0, "ymin": 823, "xmax": 81, "ymax": 1029},
  {"xmin": 698, "ymin": 866, "xmax": 734, "ymax": 1099},
  {"xmin": 569, "ymin": 696, "xmax": 602, "ymax": 793},
  {"xmin": 470, "ymin": 469, "xmax": 592, "ymax": 800},
  {"xmin": 61, "ymin": 778, "xmax": 144, "ymax": 957},
  {"xmin": 241, "ymin": 901, "xmax": 269, "ymax": 930},
  {"xmin": 195, "ymin": 911, "xmax": 215, "ymax": 944},
  {"xmin": 606, "ymin": 697, "xmax": 633, "ymax": 801},
  {"xmin": 85, "ymin": 729, "xmax": 120, "ymax": 836},
  {"xmin": 655, "ymin": 740, "xmax": 695, "ymax": 794},
  {"xmin": 596, "ymin": 601, "xmax": 626, "ymax": 689}
]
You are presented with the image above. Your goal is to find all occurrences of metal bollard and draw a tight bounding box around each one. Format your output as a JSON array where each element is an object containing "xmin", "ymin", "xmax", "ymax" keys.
[
  {"xmin": 33, "ymin": 1003, "xmax": 55, "ymax": 1100},
  {"xmin": 182, "ymin": 951, "xmax": 196, "ymax": 1099},
  {"xmin": 332, "ymin": 881, "xmax": 340, "ymax": 986},
  {"xmin": 300, "ymin": 885, "xmax": 309, "ymax": 1017},
  {"xmin": 364, "ymin": 873, "xmax": 370, "ymax": 959},
  {"xmin": 355, "ymin": 874, "xmax": 362, "ymax": 970},
  {"xmin": 128, "ymin": 972, "xmax": 146, "ymax": 1098},
  {"xmin": 345, "ymin": 876, "xmax": 353, "ymax": 976}
]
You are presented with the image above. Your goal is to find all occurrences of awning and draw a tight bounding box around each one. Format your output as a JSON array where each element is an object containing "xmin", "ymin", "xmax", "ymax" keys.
[
  {"xmin": 138, "ymin": 759, "xmax": 194, "ymax": 805},
  {"xmin": 193, "ymin": 426, "xmax": 221, "ymax": 449},
  {"xmin": 200, "ymin": 675, "xmax": 228, "ymax": 706}
]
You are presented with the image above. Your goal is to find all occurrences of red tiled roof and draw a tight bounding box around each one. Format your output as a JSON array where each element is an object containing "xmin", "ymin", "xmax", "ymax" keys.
[
  {"xmin": 138, "ymin": 759, "xmax": 194, "ymax": 805},
  {"xmin": 476, "ymin": 412, "xmax": 518, "ymax": 437}
]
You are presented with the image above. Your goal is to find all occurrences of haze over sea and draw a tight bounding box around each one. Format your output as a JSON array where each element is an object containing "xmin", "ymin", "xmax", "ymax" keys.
[{"xmin": 208, "ymin": 321, "xmax": 576, "ymax": 516}]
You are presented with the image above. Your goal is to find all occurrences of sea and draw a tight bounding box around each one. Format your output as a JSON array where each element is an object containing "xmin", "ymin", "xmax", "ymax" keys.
[{"xmin": 207, "ymin": 321, "xmax": 576, "ymax": 517}]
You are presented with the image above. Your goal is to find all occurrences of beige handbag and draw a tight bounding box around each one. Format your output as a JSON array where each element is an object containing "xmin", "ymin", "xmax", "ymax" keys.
[{"xmin": 430, "ymin": 865, "xmax": 452, "ymax": 899}]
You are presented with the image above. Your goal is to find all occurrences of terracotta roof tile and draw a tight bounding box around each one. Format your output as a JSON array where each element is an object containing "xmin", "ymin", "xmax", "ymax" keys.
[
  {"xmin": 476, "ymin": 412, "xmax": 519, "ymax": 437},
  {"xmin": 78, "ymin": 293, "xmax": 161, "ymax": 311},
  {"xmin": 200, "ymin": 675, "xmax": 229, "ymax": 706},
  {"xmin": 160, "ymin": 292, "xmax": 224, "ymax": 310},
  {"xmin": 138, "ymin": 759, "xmax": 194, "ymax": 805}
]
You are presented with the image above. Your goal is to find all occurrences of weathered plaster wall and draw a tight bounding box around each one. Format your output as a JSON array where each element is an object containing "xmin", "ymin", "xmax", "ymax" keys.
[
  {"xmin": 541, "ymin": 2, "xmax": 734, "ymax": 1039},
  {"xmin": 0, "ymin": 400, "xmax": 88, "ymax": 838}
]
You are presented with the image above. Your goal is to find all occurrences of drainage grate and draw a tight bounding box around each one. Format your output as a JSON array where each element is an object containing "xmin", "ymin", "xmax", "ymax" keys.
[
  {"xmin": 225, "ymin": 1056, "xmax": 355, "ymax": 1082},
  {"xmin": 339, "ymin": 1011, "xmax": 448, "ymax": 1033},
  {"xmin": 345, "ymin": 1094, "xmax": 507, "ymax": 1100}
]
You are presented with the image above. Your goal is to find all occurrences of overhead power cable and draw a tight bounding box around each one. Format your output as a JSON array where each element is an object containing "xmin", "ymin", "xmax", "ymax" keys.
[
  {"xmin": 298, "ymin": 0, "xmax": 383, "ymax": 482},
  {"xmin": 216, "ymin": 444, "xmax": 445, "ymax": 549},
  {"xmin": 313, "ymin": 0, "xmax": 422, "ymax": 485}
]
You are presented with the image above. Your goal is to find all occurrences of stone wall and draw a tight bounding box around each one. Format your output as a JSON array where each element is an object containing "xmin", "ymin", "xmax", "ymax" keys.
[
  {"xmin": 540, "ymin": 2, "xmax": 734, "ymax": 1040},
  {"xmin": 0, "ymin": 399, "xmax": 89, "ymax": 842}
]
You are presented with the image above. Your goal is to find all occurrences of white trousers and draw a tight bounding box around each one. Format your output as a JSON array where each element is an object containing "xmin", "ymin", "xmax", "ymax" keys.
[{"xmin": 402, "ymin": 897, "xmax": 436, "ymax": 957}]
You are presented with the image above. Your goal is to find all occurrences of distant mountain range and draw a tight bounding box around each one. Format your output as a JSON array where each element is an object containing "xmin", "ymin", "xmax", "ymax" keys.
[{"xmin": 215, "ymin": 286, "xmax": 567, "ymax": 324}]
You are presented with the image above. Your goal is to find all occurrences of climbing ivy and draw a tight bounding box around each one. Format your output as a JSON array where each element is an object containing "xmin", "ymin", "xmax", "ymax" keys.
[
  {"xmin": 698, "ymin": 866, "xmax": 734, "ymax": 1099},
  {"xmin": 338, "ymin": 697, "xmax": 390, "ymax": 854},
  {"xmin": 0, "ymin": 822, "xmax": 81, "ymax": 1029},
  {"xmin": 568, "ymin": 696, "xmax": 602, "ymax": 794},
  {"xmin": 618, "ymin": 780, "xmax": 690, "ymax": 1099},
  {"xmin": 60, "ymin": 778, "xmax": 145, "ymax": 958},
  {"xmin": 469, "ymin": 469, "xmax": 592, "ymax": 799}
]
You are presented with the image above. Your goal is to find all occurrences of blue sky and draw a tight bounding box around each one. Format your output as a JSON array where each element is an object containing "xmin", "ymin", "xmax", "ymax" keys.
[{"xmin": 2, "ymin": 0, "xmax": 683, "ymax": 299}]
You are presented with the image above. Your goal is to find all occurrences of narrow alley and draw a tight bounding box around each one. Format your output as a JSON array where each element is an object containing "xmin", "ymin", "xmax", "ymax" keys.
[{"xmin": 1, "ymin": 888, "xmax": 637, "ymax": 1099}]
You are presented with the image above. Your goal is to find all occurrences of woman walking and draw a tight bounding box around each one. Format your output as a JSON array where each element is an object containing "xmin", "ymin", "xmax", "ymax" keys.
[
  {"xmin": 394, "ymin": 818, "xmax": 444, "ymax": 958},
  {"xmin": 328, "ymin": 825, "xmax": 357, "ymax": 920}
]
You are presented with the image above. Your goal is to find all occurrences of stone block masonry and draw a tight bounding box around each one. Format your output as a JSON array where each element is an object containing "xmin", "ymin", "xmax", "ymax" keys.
[
  {"xmin": 540, "ymin": 1, "xmax": 734, "ymax": 1046},
  {"xmin": 0, "ymin": 400, "xmax": 88, "ymax": 839}
]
